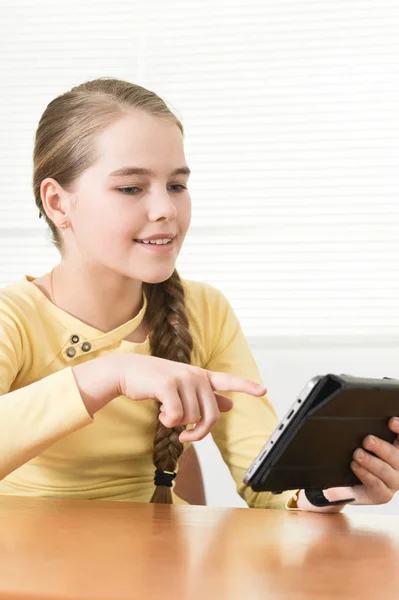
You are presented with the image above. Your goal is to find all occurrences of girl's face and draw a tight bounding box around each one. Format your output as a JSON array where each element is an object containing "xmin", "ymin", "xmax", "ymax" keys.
[{"xmin": 66, "ymin": 111, "xmax": 191, "ymax": 284}]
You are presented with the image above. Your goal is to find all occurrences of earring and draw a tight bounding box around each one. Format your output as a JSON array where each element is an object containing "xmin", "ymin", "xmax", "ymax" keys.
[{"xmin": 60, "ymin": 221, "xmax": 69, "ymax": 238}]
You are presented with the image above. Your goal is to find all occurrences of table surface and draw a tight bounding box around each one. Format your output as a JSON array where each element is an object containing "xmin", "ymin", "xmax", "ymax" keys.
[{"xmin": 0, "ymin": 495, "xmax": 398, "ymax": 600}]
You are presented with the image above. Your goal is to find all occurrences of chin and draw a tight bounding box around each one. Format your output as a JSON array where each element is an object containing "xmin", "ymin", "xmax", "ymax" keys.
[{"xmin": 141, "ymin": 267, "xmax": 177, "ymax": 285}]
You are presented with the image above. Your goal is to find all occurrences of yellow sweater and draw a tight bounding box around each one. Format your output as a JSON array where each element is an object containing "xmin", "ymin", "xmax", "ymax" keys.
[{"xmin": 0, "ymin": 275, "xmax": 294, "ymax": 509}]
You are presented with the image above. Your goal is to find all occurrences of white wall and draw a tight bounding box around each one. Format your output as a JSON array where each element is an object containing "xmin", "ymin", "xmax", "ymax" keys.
[{"xmin": 195, "ymin": 336, "xmax": 399, "ymax": 514}]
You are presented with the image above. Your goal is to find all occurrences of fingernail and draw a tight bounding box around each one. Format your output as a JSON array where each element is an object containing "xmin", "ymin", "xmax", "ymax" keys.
[
  {"xmin": 356, "ymin": 450, "xmax": 365, "ymax": 460},
  {"xmin": 393, "ymin": 417, "xmax": 399, "ymax": 426},
  {"xmin": 367, "ymin": 436, "xmax": 375, "ymax": 446}
]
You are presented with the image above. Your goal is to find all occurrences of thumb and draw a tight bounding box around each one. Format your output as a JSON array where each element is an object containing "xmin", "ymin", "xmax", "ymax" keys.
[{"xmin": 388, "ymin": 417, "xmax": 399, "ymax": 448}]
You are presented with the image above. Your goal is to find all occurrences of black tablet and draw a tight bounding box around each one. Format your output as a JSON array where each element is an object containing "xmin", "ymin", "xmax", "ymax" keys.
[{"xmin": 243, "ymin": 373, "xmax": 399, "ymax": 493}]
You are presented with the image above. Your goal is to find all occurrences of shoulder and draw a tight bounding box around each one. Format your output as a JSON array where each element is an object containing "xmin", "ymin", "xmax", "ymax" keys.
[
  {"xmin": 0, "ymin": 279, "xmax": 38, "ymax": 319},
  {"xmin": 180, "ymin": 278, "xmax": 239, "ymax": 365},
  {"xmin": 0, "ymin": 279, "xmax": 50, "ymax": 342},
  {"xmin": 0, "ymin": 279, "xmax": 58, "ymax": 387},
  {"xmin": 181, "ymin": 278, "xmax": 232, "ymax": 319},
  {"xmin": 0, "ymin": 280, "xmax": 28, "ymax": 317},
  {"xmin": 0, "ymin": 281, "xmax": 36, "ymax": 367}
]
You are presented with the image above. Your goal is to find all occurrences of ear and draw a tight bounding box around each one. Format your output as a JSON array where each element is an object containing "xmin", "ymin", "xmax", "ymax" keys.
[{"xmin": 40, "ymin": 177, "xmax": 72, "ymax": 229}]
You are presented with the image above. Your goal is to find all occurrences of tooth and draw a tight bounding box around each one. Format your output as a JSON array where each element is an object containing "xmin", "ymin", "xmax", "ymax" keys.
[{"xmin": 138, "ymin": 238, "xmax": 172, "ymax": 245}]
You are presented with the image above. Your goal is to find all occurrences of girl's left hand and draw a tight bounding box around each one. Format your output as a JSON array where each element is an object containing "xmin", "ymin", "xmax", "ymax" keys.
[{"xmin": 326, "ymin": 417, "xmax": 399, "ymax": 505}]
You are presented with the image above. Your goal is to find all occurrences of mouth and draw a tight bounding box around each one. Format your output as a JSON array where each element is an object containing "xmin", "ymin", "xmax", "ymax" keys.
[
  {"xmin": 133, "ymin": 236, "xmax": 177, "ymax": 253},
  {"xmin": 134, "ymin": 237, "xmax": 174, "ymax": 245}
]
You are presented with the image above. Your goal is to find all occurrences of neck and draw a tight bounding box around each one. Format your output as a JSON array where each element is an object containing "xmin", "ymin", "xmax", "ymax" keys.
[{"xmin": 51, "ymin": 260, "xmax": 145, "ymax": 333}]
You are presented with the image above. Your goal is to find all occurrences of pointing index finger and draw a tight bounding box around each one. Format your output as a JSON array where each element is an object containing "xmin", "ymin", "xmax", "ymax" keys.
[{"xmin": 206, "ymin": 370, "xmax": 267, "ymax": 397}]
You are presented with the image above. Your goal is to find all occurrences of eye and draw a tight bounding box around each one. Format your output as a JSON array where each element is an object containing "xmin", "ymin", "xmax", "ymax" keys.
[
  {"xmin": 168, "ymin": 185, "xmax": 187, "ymax": 192},
  {"xmin": 117, "ymin": 185, "xmax": 187, "ymax": 195},
  {"xmin": 118, "ymin": 187, "xmax": 141, "ymax": 195}
]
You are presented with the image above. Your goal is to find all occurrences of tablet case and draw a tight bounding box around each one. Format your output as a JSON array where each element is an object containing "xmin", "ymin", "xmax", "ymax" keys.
[{"xmin": 248, "ymin": 374, "xmax": 399, "ymax": 493}]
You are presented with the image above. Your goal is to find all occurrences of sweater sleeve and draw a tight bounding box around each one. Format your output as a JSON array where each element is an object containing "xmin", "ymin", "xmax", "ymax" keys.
[
  {"xmin": 204, "ymin": 287, "xmax": 296, "ymax": 509},
  {"xmin": 0, "ymin": 307, "xmax": 93, "ymax": 480}
]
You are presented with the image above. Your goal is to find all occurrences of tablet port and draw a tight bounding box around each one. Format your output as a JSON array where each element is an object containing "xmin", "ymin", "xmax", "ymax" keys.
[
  {"xmin": 287, "ymin": 409, "xmax": 294, "ymax": 419},
  {"xmin": 279, "ymin": 424, "xmax": 284, "ymax": 430},
  {"xmin": 260, "ymin": 449, "xmax": 268, "ymax": 460}
]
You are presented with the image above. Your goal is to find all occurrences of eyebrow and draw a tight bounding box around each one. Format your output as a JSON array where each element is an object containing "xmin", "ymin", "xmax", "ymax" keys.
[{"xmin": 108, "ymin": 166, "xmax": 191, "ymax": 178}]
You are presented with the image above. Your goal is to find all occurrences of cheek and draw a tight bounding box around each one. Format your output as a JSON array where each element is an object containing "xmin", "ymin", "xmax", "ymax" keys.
[
  {"xmin": 75, "ymin": 195, "xmax": 134, "ymax": 235},
  {"xmin": 179, "ymin": 198, "xmax": 191, "ymax": 231},
  {"xmin": 72, "ymin": 199, "xmax": 131, "ymax": 255}
]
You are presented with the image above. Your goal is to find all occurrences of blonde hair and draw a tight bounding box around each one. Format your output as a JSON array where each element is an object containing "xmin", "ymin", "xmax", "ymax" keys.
[{"xmin": 33, "ymin": 77, "xmax": 193, "ymax": 504}]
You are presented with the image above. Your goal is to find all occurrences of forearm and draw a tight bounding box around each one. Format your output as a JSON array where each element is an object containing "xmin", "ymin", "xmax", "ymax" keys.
[
  {"xmin": 0, "ymin": 367, "xmax": 93, "ymax": 479},
  {"xmin": 0, "ymin": 354, "xmax": 126, "ymax": 479}
]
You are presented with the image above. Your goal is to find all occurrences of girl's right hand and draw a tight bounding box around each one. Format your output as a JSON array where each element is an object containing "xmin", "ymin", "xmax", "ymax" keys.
[
  {"xmin": 72, "ymin": 352, "xmax": 267, "ymax": 442},
  {"xmin": 72, "ymin": 353, "xmax": 267, "ymax": 443},
  {"xmin": 117, "ymin": 354, "xmax": 267, "ymax": 443}
]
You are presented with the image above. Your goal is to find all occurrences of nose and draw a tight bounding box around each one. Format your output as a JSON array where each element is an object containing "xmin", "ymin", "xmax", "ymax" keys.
[{"xmin": 147, "ymin": 189, "xmax": 177, "ymax": 222}]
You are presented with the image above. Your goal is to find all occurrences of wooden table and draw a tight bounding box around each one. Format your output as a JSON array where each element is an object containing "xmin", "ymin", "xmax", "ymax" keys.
[{"xmin": 0, "ymin": 495, "xmax": 398, "ymax": 600}]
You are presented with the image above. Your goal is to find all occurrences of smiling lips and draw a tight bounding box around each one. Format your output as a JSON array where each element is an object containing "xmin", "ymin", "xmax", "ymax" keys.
[
  {"xmin": 133, "ymin": 235, "xmax": 177, "ymax": 253},
  {"xmin": 133, "ymin": 232, "xmax": 176, "ymax": 247},
  {"xmin": 135, "ymin": 238, "xmax": 172, "ymax": 245}
]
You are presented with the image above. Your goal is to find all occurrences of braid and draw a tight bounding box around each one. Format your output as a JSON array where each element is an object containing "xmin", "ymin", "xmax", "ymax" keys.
[{"xmin": 143, "ymin": 269, "xmax": 193, "ymax": 504}]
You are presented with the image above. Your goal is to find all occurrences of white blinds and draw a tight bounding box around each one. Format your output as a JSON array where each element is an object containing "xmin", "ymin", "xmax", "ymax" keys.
[{"xmin": 1, "ymin": 0, "xmax": 398, "ymax": 337}]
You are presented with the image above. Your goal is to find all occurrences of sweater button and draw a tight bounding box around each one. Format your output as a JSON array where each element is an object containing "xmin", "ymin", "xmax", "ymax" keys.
[
  {"xmin": 70, "ymin": 335, "xmax": 80, "ymax": 344},
  {"xmin": 81, "ymin": 342, "xmax": 92, "ymax": 352},
  {"xmin": 66, "ymin": 347, "xmax": 76, "ymax": 358}
]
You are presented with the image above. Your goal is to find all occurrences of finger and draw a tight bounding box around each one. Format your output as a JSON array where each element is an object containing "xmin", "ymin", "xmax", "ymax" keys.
[
  {"xmin": 214, "ymin": 392, "xmax": 234, "ymax": 412},
  {"xmin": 179, "ymin": 385, "xmax": 220, "ymax": 443},
  {"xmin": 388, "ymin": 417, "xmax": 399, "ymax": 448},
  {"xmin": 350, "ymin": 461, "xmax": 393, "ymax": 504},
  {"xmin": 177, "ymin": 382, "xmax": 201, "ymax": 425},
  {"xmin": 178, "ymin": 394, "xmax": 233, "ymax": 442},
  {"xmin": 353, "ymin": 448, "xmax": 399, "ymax": 490},
  {"xmin": 158, "ymin": 387, "xmax": 184, "ymax": 429},
  {"xmin": 207, "ymin": 371, "xmax": 266, "ymax": 397},
  {"xmin": 362, "ymin": 434, "xmax": 399, "ymax": 470}
]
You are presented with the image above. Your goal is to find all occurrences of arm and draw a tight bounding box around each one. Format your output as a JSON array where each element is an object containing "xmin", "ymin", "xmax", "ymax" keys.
[
  {"xmin": 204, "ymin": 287, "xmax": 344, "ymax": 512},
  {"xmin": 203, "ymin": 287, "xmax": 294, "ymax": 509},
  {"xmin": 0, "ymin": 308, "xmax": 122, "ymax": 480}
]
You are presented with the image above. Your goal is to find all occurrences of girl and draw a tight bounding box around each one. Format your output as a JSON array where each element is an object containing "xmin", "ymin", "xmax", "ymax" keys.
[{"xmin": 1, "ymin": 77, "xmax": 398, "ymax": 511}]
